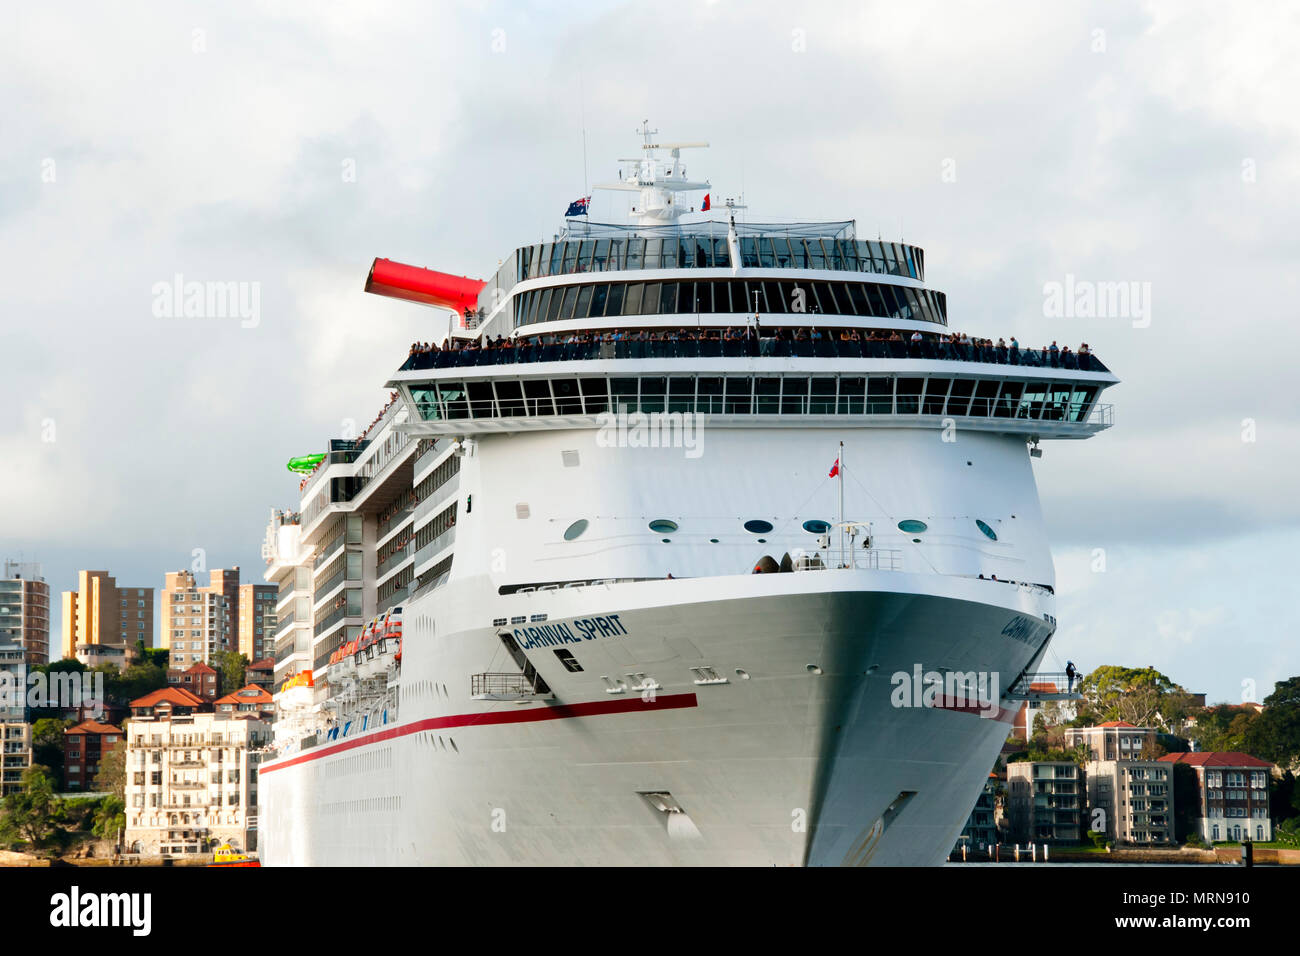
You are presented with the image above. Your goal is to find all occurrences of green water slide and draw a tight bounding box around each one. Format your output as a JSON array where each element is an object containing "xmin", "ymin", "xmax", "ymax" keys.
[{"xmin": 286, "ymin": 453, "xmax": 326, "ymax": 475}]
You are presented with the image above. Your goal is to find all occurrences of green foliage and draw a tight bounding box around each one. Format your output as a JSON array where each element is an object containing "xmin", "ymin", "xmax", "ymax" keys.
[
  {"xmin": 134, "ymin": 640, "xmax": 170, "ymax": 669},
  {"xmin": 0, "ymin": 766, "xmax": 65, "ymax": 854},
  {"xmin": 1184, "ymin": 831, "xmax": 1205, "ymax": 848},
  {"xmin": 29, "ymin": 718, "xmax": 74, "ymax": 788},
  {"xmin": 1076, "ymin": 665, "xmax": 1187, "ymax": 728},
  {"xmin": 212, "ymin": 650, "xmax": 250, "ymax": 695},
  {"xmin": 1086, "ymin": 830, "xmax": 1110, "ymax": 849},
  {"xmin": 1007, "ymin": 744, "xmax": 1088, "ymax": 766},
  {"xmin": 1247, "ymin": 677, "xmax": 1300, "ymax": 768},
  {"xmin": 93, "ymin": 742, "xmax": 126, "ymax": 801},
  {"xmin": 92, "ymin": 796, "xmax": 125, "ymax": 842}
]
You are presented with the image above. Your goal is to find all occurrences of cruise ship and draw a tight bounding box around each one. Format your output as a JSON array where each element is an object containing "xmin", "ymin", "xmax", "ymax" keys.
[{"xmin": 257, "ymin": 125, "xmax": 1116, "ymax": 866}]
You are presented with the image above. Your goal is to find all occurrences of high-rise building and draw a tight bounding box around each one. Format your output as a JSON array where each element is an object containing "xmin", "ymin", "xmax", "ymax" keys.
[
  {"xmin": 161, "ymin": 568, "xmax": 241, "ymax": 670},
  {"xmin": 61, "ymin": 570, "xmax": 154, "ymax": 663},
  {"xmin": 237, "ymin": 583, "xmax": 278, "ymax": 662},
  {"xmin": 1, "ymin": 560, "xmax": 51, "ymax": 664}
]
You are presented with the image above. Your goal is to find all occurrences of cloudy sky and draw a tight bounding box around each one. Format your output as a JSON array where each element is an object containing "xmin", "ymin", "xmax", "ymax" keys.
[{"xmin": 2, "ymin": 1, "xmax": 1296, "ymax": 703}]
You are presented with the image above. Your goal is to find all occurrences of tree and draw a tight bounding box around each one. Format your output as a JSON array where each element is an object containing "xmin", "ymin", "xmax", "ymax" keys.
[
  {"xmin": 1076, "ymin": 665, "xmax": 1187, "ymax": 729},
  {"xmin": 213, "ymin": 650, "xmax": 249, "ymax": 694},
  {"xmin": 1247, "ymin": 677, "xmax": 1300, "ymax": 769},
  {"xmin": 92, "ymin": 796, "xmax": 125, "ymax": 844},
  {"xmin": 93, "ymin": 739, "xmax": 126, "ymax": 801},
  {"xmin": 0, "ymin": 766, "xmax": 65, "ymax": 854},
  {"xmin": 134, "ymin": 640, "xmax": 170, "ymax": 669},
  {"xmin": 30, "ymin": 718, "xmax": 74, "ymax": 788}
]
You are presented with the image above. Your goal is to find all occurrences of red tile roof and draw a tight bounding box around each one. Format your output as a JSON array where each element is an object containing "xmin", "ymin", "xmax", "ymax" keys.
[
  {"xmin": 214, "ymin": 684, "xmax": 273, "ymax": 707},
  {"xmin": 64, "ymin": 720, "xmax": 123, "ymax": 736},
  {"xmin": 130, "ymin": 686, "xmax": 205, "ymax": 709},
  {"xmin": 185, "ymin": 662, "xmax": 217, "ymax": 675},
  {"xmin": 1158, "ymin": 752, "xmax": 1274, "ymax": 768},
  {"xmin": 247, "ymin": 658, "xmax": 275, "ymax": 671},
  {"xmin": 1097, "ymin": 721, "xmax": 1137, "ymax": 728}
]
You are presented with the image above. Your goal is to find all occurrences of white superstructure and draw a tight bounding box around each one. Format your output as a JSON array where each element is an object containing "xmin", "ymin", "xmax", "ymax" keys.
[{"xmin": 258, "ymin": 128, "xmax": 1117, "ymax": 865}]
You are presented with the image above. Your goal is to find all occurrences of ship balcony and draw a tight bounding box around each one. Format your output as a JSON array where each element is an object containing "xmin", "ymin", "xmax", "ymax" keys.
[
  {"xmin": 1005, "ymin": 672, "xmax": 1082, "ymax": 702},
  {"xmin": 470, "ymin": 672, "xmax": 554, "ymax": 702},
  {"xmin": 398, "ymin": 335, "xmax": 1110, "ymax": 375}
]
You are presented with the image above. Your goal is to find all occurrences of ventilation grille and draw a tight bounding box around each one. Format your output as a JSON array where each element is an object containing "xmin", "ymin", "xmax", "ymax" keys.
[
  {"xmin": 515, "ymin": 503, "xmax": 530, "ymax": 519},
  {"xmin": 561, "ymin": 450, "xmax": 580, "ymax": 467}
]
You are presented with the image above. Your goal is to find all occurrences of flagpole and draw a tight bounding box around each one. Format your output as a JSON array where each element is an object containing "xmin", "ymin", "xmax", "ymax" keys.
[{"xmin": 839, "ymin": 440, "xmax": 845, "ymax": 566}]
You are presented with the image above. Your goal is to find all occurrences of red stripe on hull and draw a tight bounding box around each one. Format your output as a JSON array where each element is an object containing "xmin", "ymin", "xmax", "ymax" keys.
[{"xmin": 260, "ymin": 692, "xmax": 700, "ymax": 775}]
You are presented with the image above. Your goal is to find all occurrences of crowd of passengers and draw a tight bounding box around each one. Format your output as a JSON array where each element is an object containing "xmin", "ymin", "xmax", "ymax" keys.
[{"xmin": 405, "ymin": 328, "xmax": 1094, "ymax": 365}]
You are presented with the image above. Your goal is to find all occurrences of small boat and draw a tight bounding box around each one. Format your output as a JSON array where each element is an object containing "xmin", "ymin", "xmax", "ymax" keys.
[{"xmin": 208, "ymin": 843, "xmax": 261, "ymax": 867}]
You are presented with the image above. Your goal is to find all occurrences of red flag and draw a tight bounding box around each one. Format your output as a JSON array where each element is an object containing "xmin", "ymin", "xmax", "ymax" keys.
[
  {"xmin": 701, "ymin": 193, "xmax": 711, "ymax": 211},
  {"xmin": 828, "ymin": 458, "xmax": 839, "ymax": 478}
]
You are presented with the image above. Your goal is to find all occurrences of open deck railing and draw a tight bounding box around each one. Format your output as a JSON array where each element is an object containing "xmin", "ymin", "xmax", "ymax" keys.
[{"xmin": 401, "ymin": 337, "xmax": 1109, "ymax": 373}]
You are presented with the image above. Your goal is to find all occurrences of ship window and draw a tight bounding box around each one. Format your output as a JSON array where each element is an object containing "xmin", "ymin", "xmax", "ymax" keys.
[
  {"xmin": 523, "ymin": 379, "xmax": 554, "ymax": 416},
  {"xmin": 896, "ymin": 378, "xmax": 923, "ymax": 415},
  {"xmin": 922, "ymin": 379, "xmax": 951, "ymax": 416},
  {"xmin": 574, "ymin": 284, "xmax": 593, "ymax": 318},
  {"xmin": 838, "ymin": 377, "xmax": 865, "ymax": 415},
  {"xmin": 897, "ymin": 520, "xmax": 928, "ymax": 534},
  {"xmin": 552, "ymin": 378, "xmax": 581, "ymax": 414},
  {"xmin": 659, "ymin": 282, "xmax": 676, "ymax": 313},
  {"xmin": 640, "ymin": 377, "xmax": 666, "ymax": 413},
  {"xmin": 975, "ymin": 520, "xmax": 997, "ymax": 541},
  {"xmin": 622, "ymin": 283, "xmax": 643, "ymax": 315},
  {"xmin": 668, "ymin": 377, "xmax": 695, "ymax": 413},
  {"xmin": 610, "ymin": 377, "xmax": 638, "ymax": 412},
  {"xmin": 867, "ymin": 377, "xmax": 893, "ymax": 414},
  {"xmin": 563, "ymin": 520, "xmax": 589, "ymax": 541},
  {"xmin": 697, "ymin": 376, "xmax": 723, "ymax": 414},
  {"xmin": 641, "ymin": 283, "xmax": 660, "ymax": 315},
  {"xmin": 803, "ymin": 520, "xmax": 832, "ymax": 534},
  {"xmin": 743, "ymin": 520, "xmax": 774, "ymax": 534},
  {"xmin": 605, "ymin": 282, "xmax": 625, "ymax": 316},
  {"xmin": 754, "ymin": 377, "xmax": 780, "ymax": 414},
  {"xmin": 648, "ymin": 520, "xmax": 679, "ymax": 534},
  {"xmin": 557, "ymin": 285, "xmax": 579, "ymax": 321},
  {"xmin": 579, "ymin": 378, "xmax": 609, "ymax": 414},
  {"xmin": 493, "ymin": 380, "xmax": 524, "ymax": 416},
  {"xmin": 810, "ymin": 377, "xmax": 837, "ymax": 414},
  {"xmin": 946, "ymin": 379, "xmax": 974, "ymax": 416},
  {"xmin": 782, "ymin": 377, "xmax": 808, "ymax": 414}
]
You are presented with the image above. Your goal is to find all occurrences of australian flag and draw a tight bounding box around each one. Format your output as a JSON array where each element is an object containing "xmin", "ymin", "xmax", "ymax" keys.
[{"xmin": 565, "ymin": 196, "xmax": 591, "ymax": 217}]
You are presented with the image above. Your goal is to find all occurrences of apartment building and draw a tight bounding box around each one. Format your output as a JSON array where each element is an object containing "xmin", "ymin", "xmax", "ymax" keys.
[
  {"xmin": 63, "ymin": 720, "xmax": 122, "ymax": 792},
  {"xmin": 1084, "ymin": 759, "xmax": 1173, "ymax": 845},
  {"xmin": 1158, "ymin": 752, "xmax": 1274, "ymax": 843},
  {"xmin": 166, "ymin": 661, "xmax": 221, "ymax": 704},
  {"xmin": 161, "ymin": 568, "xmax": 241, "ymax": 669},
  {"xmin": 1006, "ymin": 761, "xmax": 1084, "ymax": 844},
  {"xmin": 123, "ymin": 703, "xmax": 270, "ymax": 857},
  {"xmin": 237, "ymin": 583, "xmax": 278, "ymax": 662},
  {"xmin": 1065, "ymin": 721, "xmax": 1160, "ymax": 760},
  {"xmin": 956, "ymin": 773, "xmax": 1000, "ymax": 851},
  {"xmin": 61, "ymin": 570, "xmax": 153, "ymax": 662},
  {"xmin": 0, "ymin": 560, "xmax": 50, "ymax": 664}
]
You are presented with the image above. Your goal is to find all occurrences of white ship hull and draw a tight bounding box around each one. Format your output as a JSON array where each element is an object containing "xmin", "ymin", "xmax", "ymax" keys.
[{"xmin": 262, "ymin": 497, "xmax": 1056, "ymax": 866}]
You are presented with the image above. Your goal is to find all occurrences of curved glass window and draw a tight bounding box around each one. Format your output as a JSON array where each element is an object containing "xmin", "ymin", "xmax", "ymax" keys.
[
  {"xmin": 743, "ymin": 519, "xmax": 774, "ymax": 534},
  {"xmin": 975, "ymin": 519, "xmax": 997, "ymax": 541},
  {"xmin": 513, "ymin": 278, "xmax": 946, "ymax": 329},
  {"xmin": 648, "ymin": 519, "xmax": 679, "ymax": 534},
  {"xmin": 516, "ymin": 237, "xmax": 924, "ymax": 282},
  {"xmin": 897, "ymin": 520, "xmax": 928, "ymax": 534},
  {"xmin": 563, "ymin": 519, "xmax": 589, "ymax": 541},
  {"xmin": 802, "ymin": 519, "xmax": 832, "ymax": 534}
]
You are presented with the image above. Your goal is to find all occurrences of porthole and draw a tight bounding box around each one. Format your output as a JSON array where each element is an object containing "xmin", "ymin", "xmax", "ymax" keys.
[
  {"xmin": 897, "ymin": 520, "xmax": 928, "ymax": 534},
  {"xmin": 563, "ymin": 519, "xmax": 589, "ymax": 541},
  {"xmin": 802, "ymin": 519, "xmax": 832, "ymax": 534},
  {"xmin": 709, "ymin": 538, "xmax": 719, "ymax": 544},
  {"xmin": 648, "ymin": 519, "xmax": 679, "ymax": 534},
  {"xmin": 743, "ymin": 519, "xmax": 774, "ymax": 534},
  {"xmin": 975, "ymin": 519, "xmax": 997, "ymax": 541}
]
